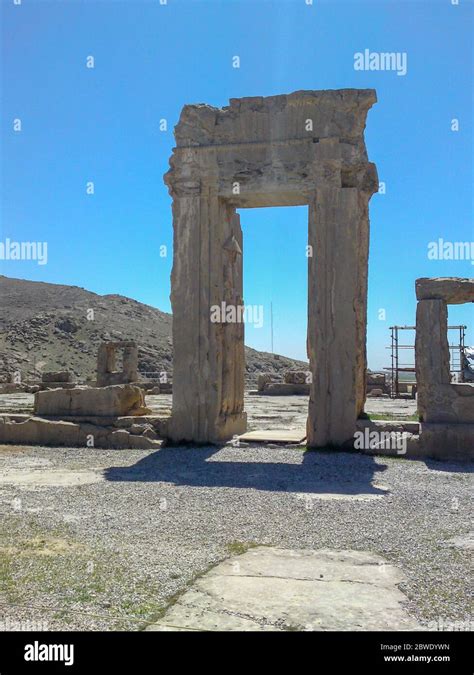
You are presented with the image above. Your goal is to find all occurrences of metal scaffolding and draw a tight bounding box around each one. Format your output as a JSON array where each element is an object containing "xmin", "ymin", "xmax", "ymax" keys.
[{"xmin": 386, "ymin": 325, "xmax": 467, "ymax": 399}]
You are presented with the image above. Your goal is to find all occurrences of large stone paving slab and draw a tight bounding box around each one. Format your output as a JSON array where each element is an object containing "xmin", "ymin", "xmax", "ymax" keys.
[
  {"xmin": 238, "ymin": 430, "xmax": 306, "ymax": 443},
  {"xmin": 147, "ymin": 547, "xmax": 421, "ymax": 632}
]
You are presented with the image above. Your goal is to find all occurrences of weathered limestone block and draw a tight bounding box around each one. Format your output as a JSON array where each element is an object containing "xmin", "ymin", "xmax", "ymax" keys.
[
  {"xmin": 367, "ymin": 388, "xmax": 384, "ymax": 397},
  {"xmin": 354, "ymin": 420, "xmax": 421, "ymax": 457},
  {"xmin": 257, "ymin": 373, "xmax": 275, "ymax": 392},
  {"xmin": 0, "ymin": 416, "xmax": 107, "ymax": 447},
  {"xmin": 109, "ymin": 429, "xmax": 132, "ymax": 448},
  {"xmin": 128, "ymin": 433, "xmax": 161, "ymax": 450},
  {"xmin": 129, "ymin": 423, "xmax": 152, "ymax": 435},
  {"xmin": 416, "ymin": 278, "xmax": 474, "ymax": 304},
  {"xmin": 284, "ymin": 371, "xmax": 308, "ymax": 385},
  {"xmin": 367, "ymin": 372, "xmax": 385, "ymax": 386},
  {"xmin": 34, "ymin": 385, "xmax": 151, "ymax": 417},
  {"xmin": 358, "ymin": 432, "xmax": 419, "ymax": 458},
  {"xmin": 0, "ymin": 413, "xmax": 163, "ymax": 449},
  {"xmin": 263, "ymin": 382, "xmax": 310, "ymax": 396},
  {"xmin": 0, "ymin": 383, "xmax": 26, "ymax": 394},
  {"xmin": 419, "ymin": 423, "xmax": 474, "ymax": 461},
  {"xmin": 39, "ymin": 382, "xmax": 76, "ymax": 391},
  {"xmin": 418, "ymin": 383, "xmax": 474, "ymax": 424},
  {"xmin": 176, "ymin": 90, "xmax": 375, "ymax": 142},
  {"xmin": 42, "ymin": 371, "xmax": 71, "ymax": 383},
  {"xmin": 356, "ymin": 419, "xmax": 420, "ymax": 435}
]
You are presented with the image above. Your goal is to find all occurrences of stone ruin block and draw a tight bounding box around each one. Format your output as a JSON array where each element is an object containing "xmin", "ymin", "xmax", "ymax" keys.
[
  {"xmin": 263, "ymin": 382, "xmax": 310, "ymax": 396},
  {"xmin": 137, "ymin": 380, "xmax": 173, "ymax": 395},
  {"xmin": 284, "ymin": 371, "xmax": 309, "ymax": 385},
  {"xmin": 0, "ymin": 414, "xmax": 162, "ymax": 450},
  {"xmin": 416, "ymin": 277, "xmax": 474, "ymax": 304},
  {"xmin": 38, "ymin": 371, "xmax": 75, "ymax": 390},
  {"xmin": 158, "ymin": 381, "xmax": 172, "ymax": 394},
  {"xmin": 366, "ymin": 372, "xmax": 389, "ymax": 396},
  {"xmin": 418, "ymin": 423, "xmax": 474, "ymax": 461},
  {"xmin": 35, "ymin": 384, "xmax": 150, "ymax": 418},
  {"xmin": 256, "ymin": 372, "xmax": 310, "ymax": 395},
  {"xmin": 415, "ymin": 277, "xmax": 474, "ymax": 460},
  {"xmin": 96, "ymin": 340, "xmax": 138, "ymax": 387},
  {"xmin": 367, "ymin": 388, "xmax": 385, "ymax": 398},
  {"xmin": 257, "ymin": 373, "xmax": 275, "ymax": 393},
  {"xmin": 42, "ymin": 371, "xmax": 72, "ymax": 383},
  {"xmin": 367, "ymin": 372, "xmax": 385, "ymax": 386}
]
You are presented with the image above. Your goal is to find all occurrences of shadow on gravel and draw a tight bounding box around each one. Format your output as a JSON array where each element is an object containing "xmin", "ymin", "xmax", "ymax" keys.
[
  {"xmin": 423, "ymin": 459, "xmax": 474, "ymax": 474},
  {"xmin": 104, "ymin": 447, "xmax": 387, "ymax": 495}
]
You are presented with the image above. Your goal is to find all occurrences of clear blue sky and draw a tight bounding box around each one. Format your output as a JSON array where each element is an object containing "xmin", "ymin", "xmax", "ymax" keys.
[{"xmin": 1, "ymin": 0, "xmax": 472, "ymax": 368}]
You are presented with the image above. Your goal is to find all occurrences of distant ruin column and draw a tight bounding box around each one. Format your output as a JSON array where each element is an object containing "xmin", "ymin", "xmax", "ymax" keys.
[
  {"xmin": 123, "ymin": 343, "xmax": 138, "ymax": 382},
  {"xmin": 97, "ymin": 343, "xmax": 112, "ymax": 385},
  {"xmin": 96, "ymin": 341, "xmax": 138, "ymax": 387},
  {"xmin": 307, "ymin": 187, "xmax": 370, "ymax": 447}
]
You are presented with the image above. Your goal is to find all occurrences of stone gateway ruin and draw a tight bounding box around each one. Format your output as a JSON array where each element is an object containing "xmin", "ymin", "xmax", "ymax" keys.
[
  {"xmin": 415, "ymin": 277, "xmax": 474, "ymax": 459},
  {"xmin": 96, "ymin": 340, "xmax": 138, "ymax": 387},
  {"xmin": 165, "ymin": 89, "xmax": 379, "ymax": 446},
  {"xmin": 0, "ymin": 91, "xmax": 470, "ymax": 460}
]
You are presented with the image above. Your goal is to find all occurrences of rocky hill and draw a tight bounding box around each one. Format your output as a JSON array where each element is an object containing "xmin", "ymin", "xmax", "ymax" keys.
[{"xmin": 0, "ymin": 275, "xmax": 307, "ymax": 385}]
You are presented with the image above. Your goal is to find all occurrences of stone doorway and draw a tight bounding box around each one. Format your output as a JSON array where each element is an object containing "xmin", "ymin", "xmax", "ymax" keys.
[{"xmin": 165, "ymin": 90, "xmax": 378, "ymax": 447}]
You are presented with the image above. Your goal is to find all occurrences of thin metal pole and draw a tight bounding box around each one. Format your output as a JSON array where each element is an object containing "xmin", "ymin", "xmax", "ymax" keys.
[
  {"xmin": 390, "ymin": 327, "xmax": 395, "ymax": 398},
  {"xmin": 270, "ymin": 301, "xmax": 274, "ymax": 354},
  {"xmin": 395, "ymin": 326, "xmax": 399, "ymax": 398}
]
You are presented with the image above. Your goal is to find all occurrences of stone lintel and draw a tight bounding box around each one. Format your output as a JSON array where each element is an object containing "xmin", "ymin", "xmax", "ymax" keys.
[{"xmin": 416, "ymin": 277, "xmax": 474, "ymax": 304}]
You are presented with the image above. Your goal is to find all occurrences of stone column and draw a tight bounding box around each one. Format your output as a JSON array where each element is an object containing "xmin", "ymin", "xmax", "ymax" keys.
[
  {"xmin": 169, "ymin": 185, "xmax": 246, "ymax": 443},
  {"xmin": 123, "ymin": 344, "xmax": 138, "ymax": 383},
  {"xmin": 307, "ymin": 187, "xmax": 369, "ymax": 447},
  {"xmin": 169, "ymin": 191, "xmax": 205, "ymax": 442},
  {"xmin": 219, "ymin": 210, "xmax": 245, "ymax": 420},
  {"xmin": 415, "ymin": 298, "xmax": 450, "ymax": 421},
  {"xmin": 97, "ymin": 343, "xmax": 115, "ymax": 387},
  {"xmin": 354, "ymin": 192, "xmax": 371, "ymax": 418}
]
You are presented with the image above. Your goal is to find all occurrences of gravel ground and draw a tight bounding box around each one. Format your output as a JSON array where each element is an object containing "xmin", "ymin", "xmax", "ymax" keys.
[{"xmin": 0, "ymin": 442, "xmax": 472, "ymax": 631}]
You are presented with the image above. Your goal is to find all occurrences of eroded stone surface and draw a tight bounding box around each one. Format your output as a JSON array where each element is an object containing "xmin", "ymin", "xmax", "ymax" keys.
[
  {"xmin": 419, "ymin": 423, "xmax": 474, "ymax": 461},
  {"xmin": 238, "ymin": 429, "xmax": 306, "ymax": 444},
  {"xmin": 35, "ymin": 384, "xmax": 150, "ymax": 417},
  {"xmin": 0, "ymin": 468, "xmax": 103, "ymax": 487},
  {"xmin": 416, "ymin": 277, "xmax": 474, "ymax": 304},
  {"xmin": 415, "ymin": 280, "xmax": 474, "ymax": 459},
  {"xmin": 147, "ymin": 547, "xmax": 421, "ymax": 632},
  {"xmin": 0, "ymin": 414, "xmax": 162, "ymax": 450}
]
